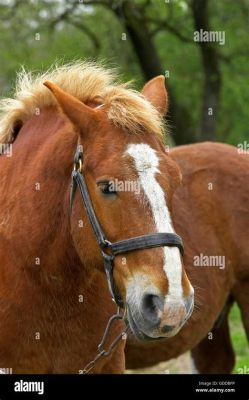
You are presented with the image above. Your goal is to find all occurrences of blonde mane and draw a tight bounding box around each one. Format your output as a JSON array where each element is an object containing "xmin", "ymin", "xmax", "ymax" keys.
[{"xmin": 0, "ymin": 61, "xmax": 164, "ymax": 144}]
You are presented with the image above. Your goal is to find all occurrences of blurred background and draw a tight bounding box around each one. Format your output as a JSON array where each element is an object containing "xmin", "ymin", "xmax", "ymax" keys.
[
  {"xmin": 0, "ymin": 0, "xmax": 249, "ymax": 146},
  {"xmin": 0, "ymin": 0, "xmax": 248, "ymax": 373}
]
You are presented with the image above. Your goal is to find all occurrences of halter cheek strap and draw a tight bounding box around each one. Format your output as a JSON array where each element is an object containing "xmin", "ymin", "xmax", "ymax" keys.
[{"xmin": 70, "ymin": 148, "xmax": 184, "ymax": 308}]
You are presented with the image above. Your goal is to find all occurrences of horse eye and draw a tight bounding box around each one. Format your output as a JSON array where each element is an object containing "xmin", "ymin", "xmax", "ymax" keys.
[{"xmin": 98, "ymin": 181, "xmax": 117, "ymax": 196}]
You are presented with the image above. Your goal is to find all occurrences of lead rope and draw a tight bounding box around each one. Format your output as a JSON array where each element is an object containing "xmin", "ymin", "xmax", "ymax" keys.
[{"xmin": 81, "ymin": 307, "xmax": 128, "ymax": 374}]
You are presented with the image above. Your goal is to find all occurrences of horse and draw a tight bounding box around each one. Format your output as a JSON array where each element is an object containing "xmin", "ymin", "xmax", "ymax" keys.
[
  {"xmin": 0, "ymin": 62, "xmax": 194, "ymax": 373},
  {"xmin": 125, "ymin": 141, "xmax": 249, "ymax": 373}
]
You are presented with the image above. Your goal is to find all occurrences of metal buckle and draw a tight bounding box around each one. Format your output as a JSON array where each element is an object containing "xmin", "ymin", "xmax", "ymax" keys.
[
  {"xmin": 73, "ymin": 157, "xmax": 82, "ymax": 173},
  {"xmin": 73, "ymin": 147, "xmax": 83, "ymax": 172}
]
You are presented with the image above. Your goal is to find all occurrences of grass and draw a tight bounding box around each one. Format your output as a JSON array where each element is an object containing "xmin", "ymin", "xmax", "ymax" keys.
[{"xmin": 229, "ymin": 303, "xmax": 249, "ymax": 373}]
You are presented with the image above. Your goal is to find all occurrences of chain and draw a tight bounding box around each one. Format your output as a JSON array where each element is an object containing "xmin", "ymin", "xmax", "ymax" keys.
[{"xmin": 81, "ymin": 307, "xmax": 127, "ymax": 374}]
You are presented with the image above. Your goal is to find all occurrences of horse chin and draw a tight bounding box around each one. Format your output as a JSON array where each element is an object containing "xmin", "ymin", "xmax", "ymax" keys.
[{"xmin": 126, "ymin": 307, "xmax": 164, "ymax": 342}]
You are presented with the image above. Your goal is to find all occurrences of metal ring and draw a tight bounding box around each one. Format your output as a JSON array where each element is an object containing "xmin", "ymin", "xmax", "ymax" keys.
[{"xmin": 73, "ymin": 158, "xmax": 82, "ymax": 172}]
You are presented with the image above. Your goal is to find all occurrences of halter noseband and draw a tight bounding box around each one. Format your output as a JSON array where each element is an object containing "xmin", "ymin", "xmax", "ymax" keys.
[{"xmin": 70, "ymin": 147, "xmax": 184, "ymax": 308}]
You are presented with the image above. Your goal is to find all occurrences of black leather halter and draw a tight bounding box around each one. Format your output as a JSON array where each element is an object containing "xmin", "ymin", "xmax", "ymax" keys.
[{"xmin": 70, "ymin": 147, "xmax": 184, "ymax": 308}]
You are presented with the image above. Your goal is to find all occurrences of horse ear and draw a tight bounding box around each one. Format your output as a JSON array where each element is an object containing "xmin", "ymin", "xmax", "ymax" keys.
[
  {"xmin": 43, "ymin": 81, "xmax": 98, "ymax": 131},
  {"xmin": 141, "ymin": 75, "xmax": 168, "ymax": 116}
]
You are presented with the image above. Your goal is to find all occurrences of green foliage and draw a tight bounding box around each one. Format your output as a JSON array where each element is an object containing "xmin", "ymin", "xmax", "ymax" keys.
[
  {"xmin": 229, "ymin": 304, "xmax": 249, "ymax": 374},
  {"xmin": 0, "ymin": 0, "xmax": 248, "ymax": 144}
]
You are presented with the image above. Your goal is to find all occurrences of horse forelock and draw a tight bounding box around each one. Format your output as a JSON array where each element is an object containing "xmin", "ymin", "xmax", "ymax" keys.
[{"xmin": 0, "ymin": 61, "xmax": 165, "ymax": 144}]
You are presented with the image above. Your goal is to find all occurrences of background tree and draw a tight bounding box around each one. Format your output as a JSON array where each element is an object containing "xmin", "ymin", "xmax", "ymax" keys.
[{"xmin": 0, "ymin": 0, "xmax": 248, "ymax": 145}]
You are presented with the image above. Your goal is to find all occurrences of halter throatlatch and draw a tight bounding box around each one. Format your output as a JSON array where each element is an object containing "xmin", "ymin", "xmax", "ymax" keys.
[{"xmin": 70, "ymin": 146, "xmax": 184, "ymax": 308}]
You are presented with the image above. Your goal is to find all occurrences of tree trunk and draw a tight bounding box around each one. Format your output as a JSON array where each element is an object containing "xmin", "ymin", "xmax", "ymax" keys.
[
  {"xmin": 192, "ymin": 0, "xmax": 221, "ymax": 141},
  {"xmin": 112, "ymin": 1, "xmax": 194, "ymax": 145}
]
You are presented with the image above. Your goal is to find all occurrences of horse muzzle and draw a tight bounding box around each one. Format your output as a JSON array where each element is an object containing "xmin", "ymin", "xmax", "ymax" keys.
[{"xmin": 126, "ymin": 291, "xmax": 194, "ymax": 340}]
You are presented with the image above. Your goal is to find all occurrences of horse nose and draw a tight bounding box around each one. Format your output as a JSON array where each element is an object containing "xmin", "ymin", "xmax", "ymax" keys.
[
  {"xmin": 161, "ymin": 324, "xmax": 176, "ymax": 333},
  {"xmin": 141, "ymin": 293, "xmax": 164, "ymax": 326},
  {"xmin": 141, "ymin": 292, "xmax": 194, "ymax": 334}
]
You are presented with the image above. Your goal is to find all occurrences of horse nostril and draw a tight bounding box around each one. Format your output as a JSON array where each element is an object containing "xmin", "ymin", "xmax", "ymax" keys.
[
  {"xmin": 141, "ymin": 294, "xmax": 164, "ymax": 325},
  {"xmin": 161, "ymin": 324, "xmax": 176, "ymax": 334}
]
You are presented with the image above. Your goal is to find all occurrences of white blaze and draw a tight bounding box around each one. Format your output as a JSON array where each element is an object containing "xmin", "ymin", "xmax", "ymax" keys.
[{"xmin": 126, "ymin": 143, "xmax": 183, "ymax": 299}]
